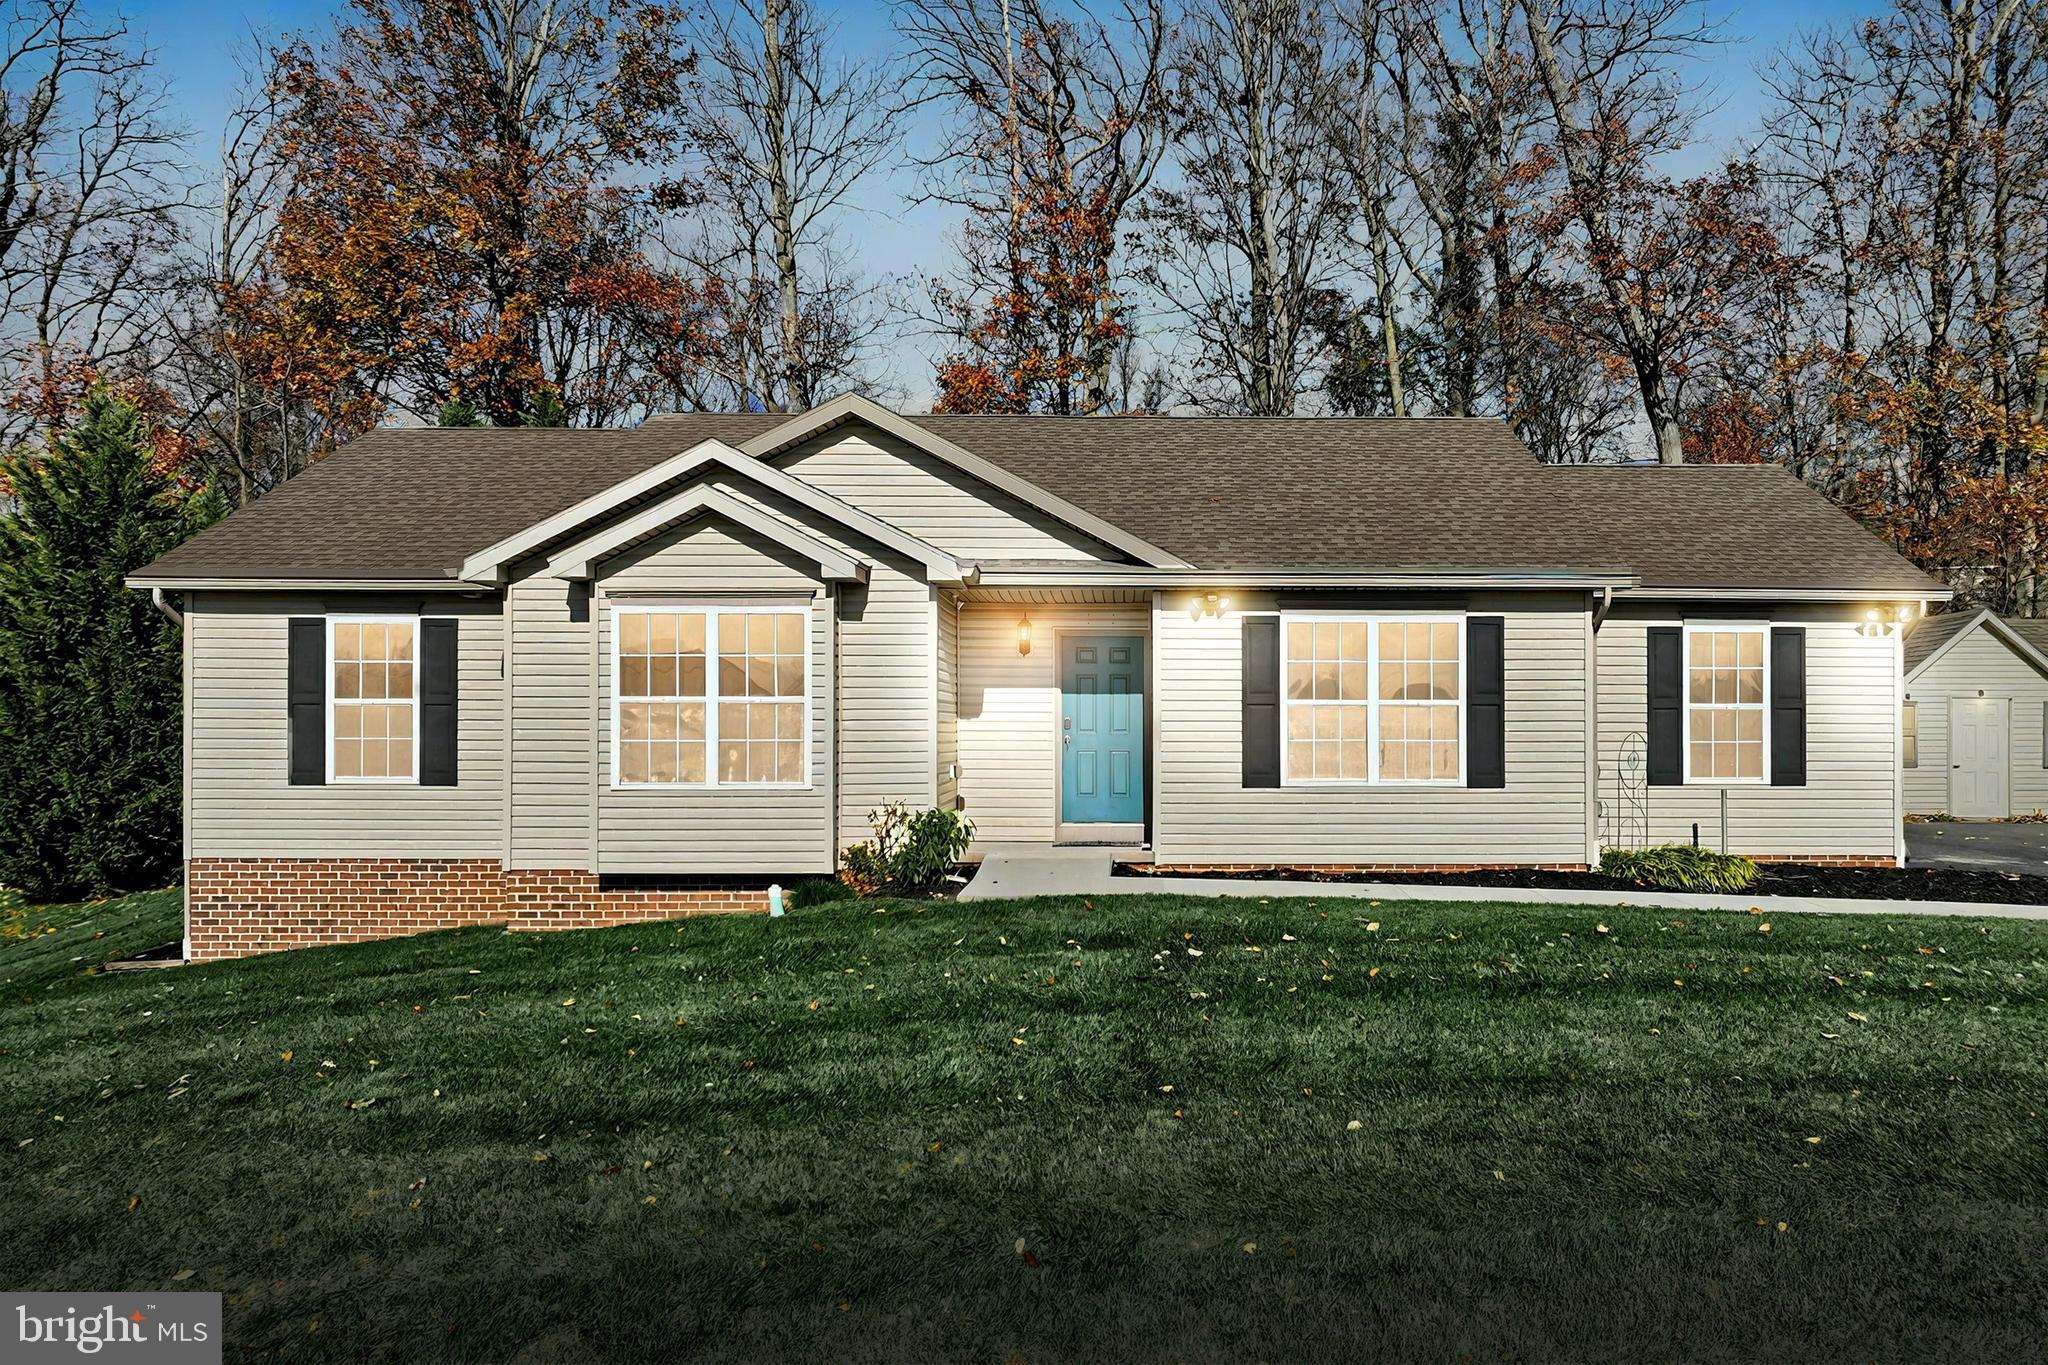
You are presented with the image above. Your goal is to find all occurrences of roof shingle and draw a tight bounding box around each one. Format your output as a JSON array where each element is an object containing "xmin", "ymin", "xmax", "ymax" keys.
[{"xmin": 134, "ymin": 412, "xmax": 1941, "ymax": 594}]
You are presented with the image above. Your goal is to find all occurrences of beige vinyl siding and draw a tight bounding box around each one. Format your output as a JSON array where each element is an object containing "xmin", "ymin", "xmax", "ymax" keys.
[
  {"xmin": 1150, "ymin": 591, "xmax": 1593, "ymax": 866},
  {"xmin": 772, "ymin": 428, "xmax": 1119, "ymax": 561},
  {"xmin": 955, "ymin": 601, "xmax": 1149, "ymax": 845},
  {"xmin": 937, "ymin": 591, "xmax": 959, "ymax": 810},
  {"xmin": 1904, "ymin": 625, "xmax": 2048, "ymax": 816},
  {"xmin": 591, "ymin": 518, "xmax": 834, "ymax": 873},
  {"xmin": 187, "ymin": 591, "xmax": 505, "ymax": 858},
  {"xmin": 1596, "ymin": 603, "xmax": 1899, "ymax": 857},
  {"xmin": 507, "ymin": 571, "xmax": 596, "ymax": 869}
]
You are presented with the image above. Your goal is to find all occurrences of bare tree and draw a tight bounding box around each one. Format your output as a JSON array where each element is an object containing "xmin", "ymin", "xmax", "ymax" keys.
[
  {"xmin": 1520, "ymin": 0, "xmax": 1718, "ymax": 462},
  {"xmin": 902, "ymin": 0, "xmax": 1170, "ymax": 413},
  {"xmin": 681, "ymin": 0, "xmax": 900, "ymax": 411},
  {"xmin": 1143, "ymin": 0, "xmax": 1353, "ymax": 414},
  {"xmin": 0, "ymin": 0, "xmax": 187, "ymax": 448}
]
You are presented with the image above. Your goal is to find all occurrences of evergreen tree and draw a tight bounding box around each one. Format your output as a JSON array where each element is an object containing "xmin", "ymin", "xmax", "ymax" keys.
[
  {"xmin": 0, "ymin": 394, "xmax": 224, "ymax": 899},
  {"xmin": 437, "ymin": 396, "xmax": 485, "ymax": 427}
]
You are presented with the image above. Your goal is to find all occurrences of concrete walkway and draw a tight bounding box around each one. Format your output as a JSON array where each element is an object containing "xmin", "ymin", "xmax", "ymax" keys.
[{"xmin": 959, "ymin": 850, "xmax": 2048, "ymax": 921}]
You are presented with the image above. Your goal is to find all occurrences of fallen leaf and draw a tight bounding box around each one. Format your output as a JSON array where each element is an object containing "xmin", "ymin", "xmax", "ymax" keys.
[
  {"xmin": 279, "ymin": 1050, "xmax": 294, "ymax": 1063},
  {"xmin": 1346, "ymin": 1119, "xmax": 1361, "ymax": 1131},
  {"xmin": 170, "ymin": 1269, "xmax": 194, "ymax": 1282}
]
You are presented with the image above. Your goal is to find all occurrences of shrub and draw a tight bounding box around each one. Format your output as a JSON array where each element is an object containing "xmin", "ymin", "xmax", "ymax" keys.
[
  {"xmin": 0, "ymin": 393, "xmax": 223, "ymax": 899},
  {"xmin": 841, "ymin": 802, "xmax": 975, "ymax": 896},
  {"xmin": 785, "ymin": 877, "xmax": 857, "ymax": 910},
  {"xmin": 1599, "ymin": 844, "xmax": 1760, "ymax": 893}
]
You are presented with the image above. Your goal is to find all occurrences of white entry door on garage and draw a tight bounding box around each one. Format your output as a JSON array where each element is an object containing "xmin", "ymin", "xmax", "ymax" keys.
[{"xmin": 1949, "ymin": 697, "xmax": 2011, "ymax": 818}]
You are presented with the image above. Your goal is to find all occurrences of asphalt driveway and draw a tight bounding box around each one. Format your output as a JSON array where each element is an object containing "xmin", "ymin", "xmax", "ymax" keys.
[{"xmin": 1906, "ymin": 820, "xmax": 2048, "ymax": 876}]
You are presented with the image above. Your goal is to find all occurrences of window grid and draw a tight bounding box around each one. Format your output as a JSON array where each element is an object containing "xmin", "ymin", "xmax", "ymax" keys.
[
  {"xmin": 1683, "ymin": 624, "xmax": 1768, "ymax": 783},
  {"xmin": 1281, "ymin": 615, "xmax": 1464, "ymax": 786},
  {"xmin": 612, "ymin": 605, "xmax": 808, "ymax": 788},
  {"xmin": 329, "ymin": 617, "xmax": 417, "ymax": 783}
]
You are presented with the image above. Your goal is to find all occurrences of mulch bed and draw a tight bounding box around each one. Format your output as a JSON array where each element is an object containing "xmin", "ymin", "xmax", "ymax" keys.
[{"xmin": 1111, "ymin": 861, "xmax": 2048, "ymax": 905}]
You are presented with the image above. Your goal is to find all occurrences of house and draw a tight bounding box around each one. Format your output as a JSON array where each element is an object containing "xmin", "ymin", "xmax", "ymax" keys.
[
  {"xmin": 1901, "ymin": 608, "xmax": 2048, "ymax": 819},
  {"xmin": 130, "ymin": 395, "xmax": 1947, "ymax": 960}
]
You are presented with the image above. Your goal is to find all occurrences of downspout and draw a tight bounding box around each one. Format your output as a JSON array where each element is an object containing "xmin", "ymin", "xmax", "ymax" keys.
[
  {"xmin": 1591, "ymin": 585, "xmax": 1613, "ymax": 632},
  {"xmin": 151, "ymin": 587, "xmax": 185, "ymax": 628}
]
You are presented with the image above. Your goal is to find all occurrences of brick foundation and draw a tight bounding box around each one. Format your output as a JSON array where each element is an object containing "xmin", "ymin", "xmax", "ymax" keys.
[
  {"xmin": 1135, "ymin": 862, "xmax": 1595, "ymax": 875},
  {"xmin": 184, "ymin": 858, "xmax": 769, "ymax": 961}
]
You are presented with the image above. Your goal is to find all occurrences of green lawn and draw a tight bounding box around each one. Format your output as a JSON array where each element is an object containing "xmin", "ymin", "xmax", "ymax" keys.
[{"xmin": 3, "ymin": 888, "xmax": 2046, "ymax": 1362}]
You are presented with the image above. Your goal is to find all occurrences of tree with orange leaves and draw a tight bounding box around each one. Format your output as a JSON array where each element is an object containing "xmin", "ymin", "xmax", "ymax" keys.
[{"xmin": 250, "ymin": 0, "xmax": 718, "ymax": 428}]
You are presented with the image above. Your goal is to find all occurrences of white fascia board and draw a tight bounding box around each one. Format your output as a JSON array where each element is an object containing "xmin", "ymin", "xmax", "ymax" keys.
[
  {"xmin": 457, "ymin": 436, "xmax": 965, "ymax": 584},
  {"xmin": 125, "ymin": 576, "xmax": 488, "ymax": 593},
  {"xmin": 738, "ymin": 393, "xmax": 1196, "ymax": 570},
  {"xmin": 546, "ymin": 485, "xmax": 868, "ymax": 583},
  {"xmin": 1621, "ymin": 585, "xmax": 1955, "ymax": 603},
  {"xmin": 971, "ymin": 568, "xmax": 1641, "ymax": 590}
]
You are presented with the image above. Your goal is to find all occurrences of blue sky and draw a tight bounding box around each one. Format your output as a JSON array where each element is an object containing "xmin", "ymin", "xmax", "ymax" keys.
[{"xmin": 128, "ymin": 0, "xmax": 1874, "ymax": 397}]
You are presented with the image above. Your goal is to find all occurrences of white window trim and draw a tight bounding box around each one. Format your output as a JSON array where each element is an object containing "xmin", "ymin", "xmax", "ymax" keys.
[
  {"xmin": 609, "ymin": 601, "xmax": 812, "ymax": 790},
  {"xmin": 1278, "ymin": 612, "xmax": 1467, "ymax": 788},
  {"xmin": 1680, "ymin": 621, "xmax": 1771, "ymax": 786},
  {"xmin": 325, "ymin": 614, "xmax": 421, "ymax": 786}
]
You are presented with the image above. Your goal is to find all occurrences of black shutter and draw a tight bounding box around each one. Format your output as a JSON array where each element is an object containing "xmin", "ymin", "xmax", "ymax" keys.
[
  {"xmin": 1466, "ymin": 615, "xmax": 1505, "ymax": 787},
  {"xmin": 288, "ymin": 618, "xmax": 325, "ymax": 785},
  {"xmin": 420, "ymin": 618, "xmax": 459, "ymax": 786},
  {"xmin": 1770, "ymin": 626, "xmax": 1806, "ymax": 786},
  {"xmin": 1241, "ymin": 616, "xmax": 1280, "ymax": 788},
  {"xmin": 1647, "ymin": 626, "xmax": 1682, "ymax": 786}
]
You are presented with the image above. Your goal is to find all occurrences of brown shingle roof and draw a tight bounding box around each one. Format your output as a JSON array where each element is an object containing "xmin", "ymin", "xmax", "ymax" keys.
[{"xmin": 134, "ymin": 413, "xmax": 1941, "ymax": 593}]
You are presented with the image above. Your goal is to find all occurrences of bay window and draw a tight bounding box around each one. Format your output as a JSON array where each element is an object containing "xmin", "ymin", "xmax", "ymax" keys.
[
  {"xmin": 613, "ymin": 604, "xmax": 808, "ymax": 788},
  {"xmin": 1282, "ymin": 615, "xmax": 1463, "ymax": 785}
]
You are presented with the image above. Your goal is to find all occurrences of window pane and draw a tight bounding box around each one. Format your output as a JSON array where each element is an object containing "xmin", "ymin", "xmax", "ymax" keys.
[
  {"xmin": 1737, "ymin": 667, "xmax": 1763, "ymax": 705},
  {"xmin": 389, "ymin": 662, "xmax": 414, "ymax": 698},
  {"xmin": 649, "ymin": 613, "xmax": 677, "ymax": 654},
  {"xmin": 1339, "ymin": 663, "xmax": 1367, "ymax": 701},
  {"xmin": 1339, "ymin": 623, "xmax": 1368, "ymax": 660},
  {"xmin": 620, "ymin": 743, "xmax": 650, "ymax": 784},
  {"xmin": 620, "ymin": 612, "xmax": 648, "ymax": 654},
  {"xmin": 621, "ymin": 656, "xmax": 649, "ymax": 697},
  {"xmin": 1735, "ymin": 741, "xmax": 1762, "ymax": 780},
  {"xmin": 775, "ymin": 657, "xmax": 804, "ymax": 696},
  {"xmin": 678, "ymin": 614, "xmax": 706, "ymax": 654},
  {"xmin": 334, "ymin": 623, "xmax": 361, "ymax": 660},
  {"xmin": 1339, "ymin": 707, "xmax": 1366, "ymax": 740},
  {"xmin": 648, "ymin": 655, "xmax": 678, "ymax": 696},
  {"xmin": 650, "ymin": 703, "xmax": 679, "ymax": 741},
  {"xmin": 1312, "ymin": 742, "xmax": 1337, "ymax": 778},
  {"xmin": 388, "ymin": 705, "xmax": 412, "ymax": 740},
  {"xmin": 718, "ymin": 739, "xmax": 746, "ymax": 781},
  {"xmin": 621, "ymin": 702, "xmax": 649, "ymax": 741},
  {"xmin": 1689, "ymin": 632, "xmax": 1712, "ymax": 666},
  {"xmin": 1339, "ymin": 740, "xmax": 1368, "ymax": 779},
  {"xmin": 1313, "ymin": 623, "xmax": 1338, "ymax": 659},
  {"xmin": 387, "ymin": 739, "xmax": 413, "ymax": 779},
  {"xmin": 1689, "ymin": 668, "xmax": 1711, "ymax": 703},
  {"xmin": 678, "ymin": 742, "xmax": 707, "ymax": 783},
  {"xmin": 1287, "ymin": 706, "xmax": 1312, "ymax": 739},
  {"xmin": 361, "ymin": 739, "xmax": 388, "ymax": 779},
  {"xmin": 678, "ymin": 703, "xmax": 705, "ymax": 740},
  {"xmin": 747, "ymin": 657, "xmax": 776, "ymax": 697},
  {"xmin": 1313, "ymin": 705, "xmax": 1338, "ymax": 740},
  {"xmin": 1287, "ymin": 663, "xmax": 1312, "ymax": 699},
  {"xmin": 1286, "ymin": 622, "xmax": 1311, "ymax": 660},
  {"xmin": 387, "ymin": 623, "xmax": 413, "ymax": 662},
  {"xmin": 776, "ymin": 614, "xmax": 803, "ymax": 653},
  {"xmin": 1430, "ymin": 664, "xmax": 1457, "ymax": 700},
  {"xmin": 649, "ymin": 743, "xmax": 679, "ymax": 783},
  {"xmin": 335, "ymin": 664, "xmax": 361, "ymax": 700},
  {"xmin": 359, "ymin": 623, "xmax": 385, "ymax": 661},
  {"xmin": 1737, "ymin": 631, "xmax": 1762, "ymax": 668},
  {"xmin": 1430, "ymin": 705, "xmax": 1456, "ymax": 740},
  {"xmin": 1380, "ymin": 740, "xmax": 1407, "ymax": 781},
  {"xmin": 680, "ymin": 656, "xmax": 706, "ymax": 696},
  {"xmin": 335, "ymin": 704, "xmax": 362, "ymax": 739},
  {"xmin": 719, "ymin": 658, "xmax": 747, "ymax": 696},
  {"xmin": 334, "ymin": 740, "xmax": 361, "ymax": 778},
  {"xmin": 718, "ymin": 614, "xmax": 742, "ymax": 654},
  {"xmin": 776, "ymin": 741, "xmax": 803, "ymax": 780},
  {"xmin": 1431, "ymin": 622, "xmax": 1458, "ymax": 659},
  {"xmin": 1312, "ymin": 661, "xmax": 1338, "ymax": 700},
  {"xmin": 1286, "ymin": 741, "xmax": 1311, "ymax": 779},
  {"xmin": 776, "ymin": 702, "xmax": 803, "ymax": 738}
]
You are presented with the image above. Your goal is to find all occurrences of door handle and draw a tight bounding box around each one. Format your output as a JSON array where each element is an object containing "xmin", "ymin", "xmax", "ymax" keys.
[{"xmin": 1063, "ymin": 717, "xmax": 1072, "ymax": 746}]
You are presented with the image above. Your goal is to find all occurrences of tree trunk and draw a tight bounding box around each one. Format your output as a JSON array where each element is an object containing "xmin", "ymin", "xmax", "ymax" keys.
[{"xmin": 761, "ymin": 0, "xmax": 803, "ymax": 412}]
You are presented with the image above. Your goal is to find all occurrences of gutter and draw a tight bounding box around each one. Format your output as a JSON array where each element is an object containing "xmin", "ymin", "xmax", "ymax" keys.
[
  {"xmin": 126, "ymin": 576, "xmax": 494, "ymax": 594},
  {"xmin": 150, "ymin": 587, "xmax": 184, "ymax": 627},
  {"xmin": 973, "ymin": 569, "xmax": 1642, "ymax": 591}
]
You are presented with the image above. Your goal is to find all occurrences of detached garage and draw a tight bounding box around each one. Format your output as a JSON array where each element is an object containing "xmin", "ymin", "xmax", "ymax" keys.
[{"xmin": 1903, "ymin": 609, "xmax": 2048, "ymax": 818}]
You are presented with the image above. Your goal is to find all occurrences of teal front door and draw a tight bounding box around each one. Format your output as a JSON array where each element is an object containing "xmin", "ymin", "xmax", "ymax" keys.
[{"xmin": 1060, "ymin": 635, "xmax": 1145, "ymax": 827}]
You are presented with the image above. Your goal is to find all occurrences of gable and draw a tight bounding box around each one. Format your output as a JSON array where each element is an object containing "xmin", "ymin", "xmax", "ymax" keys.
[
  {"xmin": 599, "ymin": 515, "xmax": 830, "ymax": 593},
  {"xmin": 768, "ymin": 425, "xmax": 1126, "ymax": 564},
  {"xmin": 1908, "ymin": 613, "xmax": 2048, "ymax": 692}
]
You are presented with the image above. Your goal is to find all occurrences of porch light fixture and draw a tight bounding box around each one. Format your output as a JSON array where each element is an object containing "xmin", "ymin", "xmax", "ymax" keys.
[
  {"xmin": 1018, "ymin": 614, "xmax": 1032, "ymax": 655},
  {"xmin": 1190, "ymin": 592, "xmax": 1233, "ymax": 620},
  {"xmin": 1857, "ymin": 604, "xmax": 1913, "ymax": 638}
]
